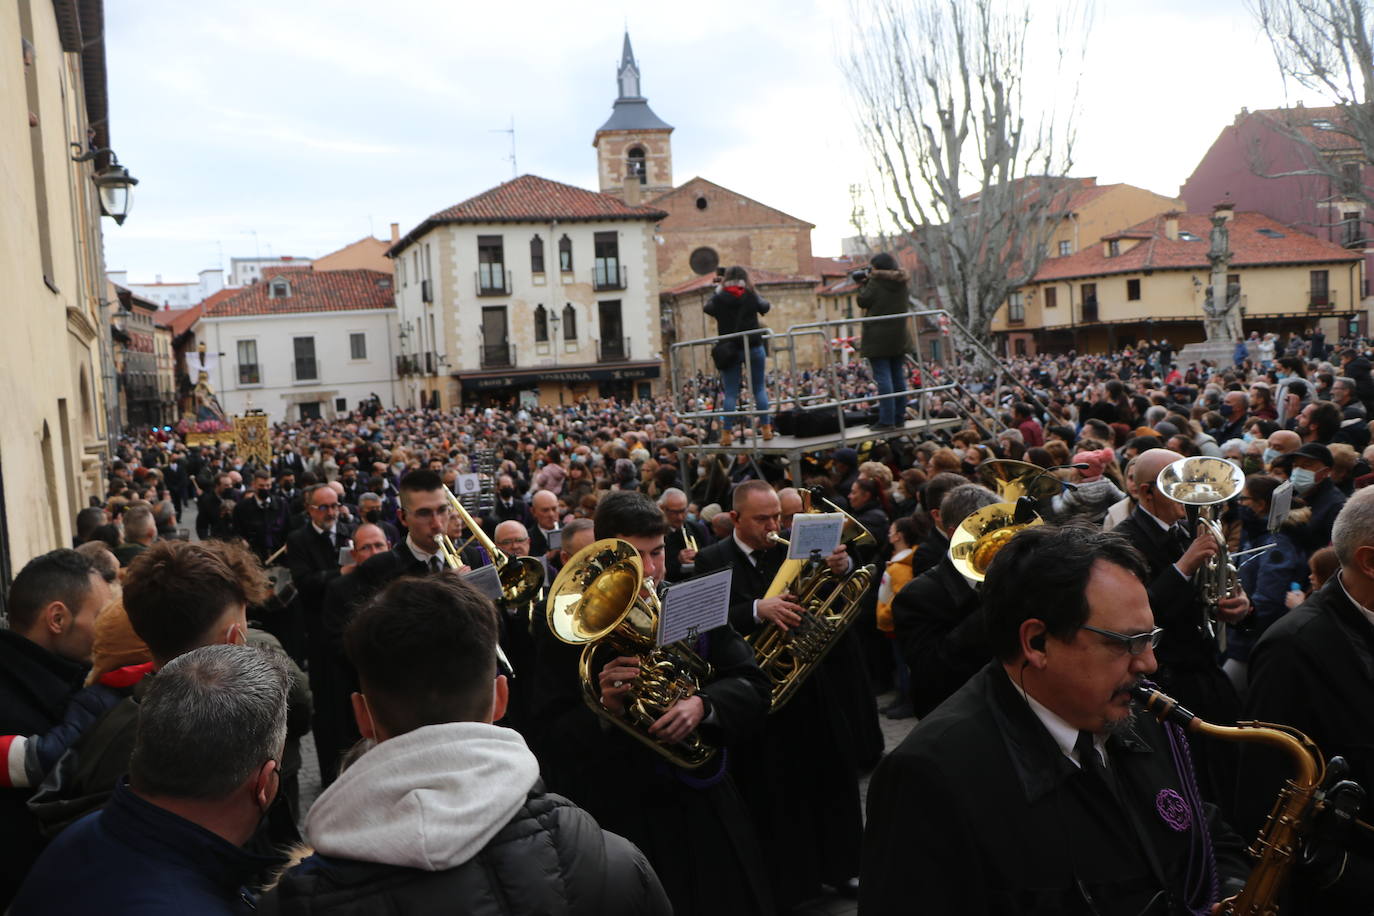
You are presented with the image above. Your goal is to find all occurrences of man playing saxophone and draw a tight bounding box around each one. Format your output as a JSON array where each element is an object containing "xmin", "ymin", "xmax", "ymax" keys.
[
  {"xmin": 692, "ymin": 480, "xmax": 868, "ymax": 908},
  {"xmin": 863, "ymin": 525, "xmax": 1251, "ymax": 915}
]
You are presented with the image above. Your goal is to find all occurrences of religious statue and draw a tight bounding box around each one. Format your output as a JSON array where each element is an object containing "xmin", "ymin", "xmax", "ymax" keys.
[
  {"xmin": 193, "ymin": 371, "xmax": 228, "ymax": 424},
  {"xmin": 1202, "ymin": 208, "xmax": 1244, "ymax": 344}
]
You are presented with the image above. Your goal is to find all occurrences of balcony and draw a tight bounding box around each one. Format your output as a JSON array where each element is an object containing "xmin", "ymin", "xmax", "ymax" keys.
[
  {"xmin": 424, "ymin": 351, "xmax": 436, "ymax": 375},
  {"xmin": 238, "ymin": 363, "xmax": 261, "ymax": 385},
  {"xmin": 481, "ymin": 342, "xmax": 515, "ymax": 369},
  {"xmin": 475, "ymin": 267, "xmax": 510, "ymax": 296},
  {"xmin": 596, "ymin": 337, "xmax": 631, "ymax": 362},
  {"xmin": 593, "ymin": 263, "xmax": 627, "ymax": 291},
  {"xmin": 1309, "ymin": 290, "xmax": 1335, "ymax": 311},
  {"xmin": 293, "ymin": 358, "xmax": 319, "ymax": 382},
  {"xmin": 421, "ymin": 278, "xmax": 434, "ymax": 303},
  {"xmin": 1081, "ymin": 297, "xmax": 1099, "ymax": 323}
]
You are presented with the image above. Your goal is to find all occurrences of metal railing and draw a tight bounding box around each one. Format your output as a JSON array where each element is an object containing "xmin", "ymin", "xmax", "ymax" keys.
[
  {"xmin": 475, "ymin": 268, "xmax": 510, "ymax": 296},
  {"xmin": 593, "ymin": 263, "xmax": 627, "ymax": 291},
  {"xmin": 597, "ymin": 336, "xmax": 631, "ymax": 361},
  {"xmin": 481, "ymin": 342, "xmax": 514, "ymax": 368},
  {"xmin": 292, "ymin": 358, "xmax": 319, "ymax": 382}
]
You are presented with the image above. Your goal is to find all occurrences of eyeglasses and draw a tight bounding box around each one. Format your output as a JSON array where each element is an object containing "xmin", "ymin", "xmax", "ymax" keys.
[
  {"xmin": 1080, "ymin": 624, "xmax": 1163, "ymax": 656},
  {"xmin": 497, "ymin": 537, "xmax": 530, "ymax": 547}
]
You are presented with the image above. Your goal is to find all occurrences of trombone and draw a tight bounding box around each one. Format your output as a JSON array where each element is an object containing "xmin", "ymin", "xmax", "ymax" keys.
[{"xmin": 440, "ymin": 486, "xmax": 546, "ymax": 613}]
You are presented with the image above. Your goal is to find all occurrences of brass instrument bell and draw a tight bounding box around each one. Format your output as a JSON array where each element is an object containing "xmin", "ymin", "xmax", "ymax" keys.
[
  {"xmin": 949, "ymin": 501, "xmax": 1043, "ymax": 582},
  {"xmin": 977, "ymin": 459, "xmax": 1066, "ymax": 502}
]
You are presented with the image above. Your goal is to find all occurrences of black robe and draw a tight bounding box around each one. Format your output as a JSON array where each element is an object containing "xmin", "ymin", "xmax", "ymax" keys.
[
  {"xmin": 692, "ymin": 537, "xmax": 866, "ymax": 908},
  {"xmin": 1115, "ymin": 507, "xmax": 1240, "ymax": 819},
  {"xmin": 890, "ymin": 554, "xmax": 985, "ymax": 717},
  {"xmin": 862, "ymin": 662, "xmax": 1251, "ymax": 915},
  {"xmin": 528, "ymin": 588, "xmax": 772, "ymax": 916},
  {"xmin": 1238, "ymin": 576, "xmax": 1374, "ymax": 911}
]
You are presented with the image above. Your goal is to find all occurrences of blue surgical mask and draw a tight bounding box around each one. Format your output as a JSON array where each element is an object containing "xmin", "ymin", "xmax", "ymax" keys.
[
  {"xmin": 1290, "ymin": 466, "xmax": 1317, "ymax": 494},
  {"xmin": 1263, "ymin": 447, "xmax": 1279, "ymax": 466},
  {"xmin": 1242, "ymin": 432, "xmax": 1255, "ymax": 443}
]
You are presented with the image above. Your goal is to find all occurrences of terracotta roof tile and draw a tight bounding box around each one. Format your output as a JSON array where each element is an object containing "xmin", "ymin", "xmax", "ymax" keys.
[
  {"xmin": 1032, "ymin": 210, "xmax": 1361, "ymax": 283},
  {"xmin": 1250, "ymin": 105, "xmax": 1360, "ymax": 151},
  {"xmin": 390, "ymin": 175, "xmax": 667, "ymax": 257},
  {"xmin": 204, "ymin": 269, "xmax": 395, "ymax": 318}
]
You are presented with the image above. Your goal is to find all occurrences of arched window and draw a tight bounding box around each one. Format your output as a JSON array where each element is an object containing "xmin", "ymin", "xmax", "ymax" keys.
[
  {"xmin": 534, "ymin": 304, "xmax": 548, "ymax": 342},
  {"xmin": 558, "ymin": 235, "xmax": 573, "ymax": 272},
  {"xmin": 562, "ymin": 303, "xmax": 576, "ymax": 340},
  {"xmin": 530, "ymin": 235, "xmax": 545, "ymax": 273},
  {"xmin": 626, "ymin": 146, "xmax": 646, "ymax": 184}
]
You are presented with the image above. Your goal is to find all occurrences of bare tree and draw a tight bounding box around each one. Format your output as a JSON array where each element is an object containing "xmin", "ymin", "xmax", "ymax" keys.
[
  {"xmin": 1251, "ymin": 1, "xmax": 1374, "ymax": 213},
  {"xmin": 842, "ymin": 0, "xmax": 1090, "ymax": 349}
]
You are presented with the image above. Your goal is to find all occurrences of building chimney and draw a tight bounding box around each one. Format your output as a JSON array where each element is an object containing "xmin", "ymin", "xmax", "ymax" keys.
[
  {"xmin": 390, "ymin": 222, "xmax": 400, "ymax": 244},
  {"xmin": 1213, "ymin": 200, "xmax": 1235, "ymax": 222},
  {"xmin": 1163, "ymin": 210, "xmax": 1180, "ymax": 241},
  {"xmin": 623, "ymin": 174, "xmax": 642, "ymax": 206}
]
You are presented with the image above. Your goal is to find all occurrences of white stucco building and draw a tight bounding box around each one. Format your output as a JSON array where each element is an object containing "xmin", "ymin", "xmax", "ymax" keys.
[
  {"xmin": 388, "ymin": 174, "xmax": 666, "ymax": 408},
  {"xmin": 199, "ymin": 266, "xmax": 397, "ymax": 422},
  {"xmin": 107, "ymin": 268, "xmax": 224, "ymax": 308}
]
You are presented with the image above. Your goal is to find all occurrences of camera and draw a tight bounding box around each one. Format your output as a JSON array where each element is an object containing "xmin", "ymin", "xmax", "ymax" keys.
[{"xmin": 849, "ymin": 267, "xmax": 871, "ymax": 284}]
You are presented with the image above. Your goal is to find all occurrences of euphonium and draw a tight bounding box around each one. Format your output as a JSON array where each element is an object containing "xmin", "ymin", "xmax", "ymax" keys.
[
  {"xmin": 749, "ymin": 489, "xmax": 876, "ymax": 711},
  {"xmin": 1133, "ymin": 684, "xmax": 1333, "ymax": 915},
  {"xmin": 948, "ymin": 501, "xmax": 1043, "ymax": 582},
  {"xmin": 547, "ymin": 538, "xmax": 716, "ymax": 769},
  {"xmin": 440, "ymin": 485, "xmax": 545, "ymax": 612}
]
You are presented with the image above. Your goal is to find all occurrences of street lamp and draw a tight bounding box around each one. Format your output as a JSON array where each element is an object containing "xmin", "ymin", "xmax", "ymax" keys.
[{"xmin": 71, "ymin": 145, "xmax": 140, "ymax": 225}]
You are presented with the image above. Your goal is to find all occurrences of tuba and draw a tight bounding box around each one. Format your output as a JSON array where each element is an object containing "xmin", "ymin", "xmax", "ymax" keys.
[
  {"xmin": 547, "ymin": 538, "xmax": 716, "ymax": 769},
  {"xmin": 948, "ymin": 501, "xmax": 1043, "ymax": 581},
  {"xmin": 750, "ymin": 489, "xmax": 877, "ymax": 711},
  {"xmin": 977, "ymin": 459, "xmax": 1070, "ymax": 502},
  {"xmin": 1133, "ymin": 684, "xmax": 1365, "ymax": 914},
  {"xmin": 440, "ymin": 485, "xmax": 546, "ymax": 613},
  {"xmin": 1155, "ymin": 456, "xmax": 1249, "ymax": 640}
]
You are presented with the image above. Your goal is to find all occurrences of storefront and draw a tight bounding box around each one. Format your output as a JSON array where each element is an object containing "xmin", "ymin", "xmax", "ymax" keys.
[{"xmin": 455, "ymin": 361, "xmax": 661, "ymax": 407}]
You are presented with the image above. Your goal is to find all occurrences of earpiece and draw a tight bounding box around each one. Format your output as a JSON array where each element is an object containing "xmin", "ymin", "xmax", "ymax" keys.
[{"xmin": 1030, "ymin": 634, "xmax": 1046, "ymax": 652}]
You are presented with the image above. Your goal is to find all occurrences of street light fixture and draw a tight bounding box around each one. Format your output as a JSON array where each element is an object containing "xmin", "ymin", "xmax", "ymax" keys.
[{"xmin": 71, "ymin": 144, "xmax": 140, "ymax": 225}]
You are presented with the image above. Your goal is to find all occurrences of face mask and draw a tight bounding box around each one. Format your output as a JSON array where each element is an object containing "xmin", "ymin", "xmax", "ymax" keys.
[
  {"xmin": 499, "ymin": 486, "xmax": 515, "ymax": 499},
  {"xmin": 256, "ymin": 488, "xmax": 271, "ymax": 501},
  {"xmin": 1238, "ymin": 504, "xmax": 1264, "ymax": 528},
  {"xmin": 364, "ymin": 508, "xmax": 381, "ymax": 523},
  {"xmin": 1262, "ymin": 447, "xmax": 1279, "ymax": 466},
  {"xmin": 1242, "ymin": 457, "xmax": 1263, "ymax": 475},
  {"xmin": 1219, "ymin": 404, "xmax": 1233, "ymax": 419},
  {"xmin": 1242, "ymin": 432, "xmax": 1254, "ymax": 443},
  {"xmin": 1290, "ymin": 466, "xmax": 1317, "ymax": 494}
]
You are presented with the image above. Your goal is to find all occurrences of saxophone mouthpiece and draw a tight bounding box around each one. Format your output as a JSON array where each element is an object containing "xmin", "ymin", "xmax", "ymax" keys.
[{"xmin": 1131, "ymin": 682, "xmax": 1196, "ymax": 727}]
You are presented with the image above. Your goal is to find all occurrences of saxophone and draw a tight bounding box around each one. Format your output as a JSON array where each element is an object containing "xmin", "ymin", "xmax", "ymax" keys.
[{"xmin": 1132, "ymin": 684, "xmax": 1329, "ymax": 914}]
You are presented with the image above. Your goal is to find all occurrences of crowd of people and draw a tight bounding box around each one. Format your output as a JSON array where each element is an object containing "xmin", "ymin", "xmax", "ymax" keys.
[{"xmin": 4, "ymin": 315, "xmax": 1374, "ymax": 913}]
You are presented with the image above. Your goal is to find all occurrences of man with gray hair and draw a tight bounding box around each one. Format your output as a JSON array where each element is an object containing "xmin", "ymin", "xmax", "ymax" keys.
[
  {"xmin": 658, "ymin": 487, "xmax": 708, "ymax": 583},
  {"xmin": 12, "ymin": 644, "xmax": 290, "ymax": 913},
  {"xmin": 1236, "ymin": 487, "xmax": 1374, "ymax": 905},
  {"xmin": 113, "ymin": 504, "xmax": 156, "ymax": 568},
  {"xmin": 891, "ymin": 483, "xmax": 1001, "ymax": 716}
]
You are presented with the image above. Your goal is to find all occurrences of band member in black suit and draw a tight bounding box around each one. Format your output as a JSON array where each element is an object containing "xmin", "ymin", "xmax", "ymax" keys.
[
  {"xmin": 529, "ymin": 491, "xmax": 772, "ymax": 916},
  {"xmin": 286, "ymin": 482, "xmax": 356, "ymax": 777},
  {"xmin": 692, "ymin": 480, "xmax": 866, "ymax": 907},
  {"xmin": 232, "ymin": 468, "xmax": 288, "ymax": 563},
  {"xmin": 1115, "ymin": 449, "xmax": 1252, "ymax": 819},
  {"xmin": 659, "ymin": 488, "xmax": 709, "ymax": 584}
]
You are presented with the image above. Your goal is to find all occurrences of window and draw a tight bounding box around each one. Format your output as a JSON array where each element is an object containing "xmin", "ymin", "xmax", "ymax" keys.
[
  {"xmin": 1311, "ymin": 270, "xmax": 1331, "ymax": 307},
  {"xmin": 1044, "ymin": 287, "xmax": 1058, "ymax": 309},
  {"xmin": 1256, "ymin": 227, "xmax": 1287, "ymax": 239},
  {"xmin": 594, "ymin": 231, "xmax": 622, "ymax": 289},
  {"xmin": 1007, "ymin": 292, "xmax": 1025, "ymax": 322},
  {"xmin": 335, "ymin": 398, "xmax": 347, "ymax": 412},
  {"xmin": 1343, "ymin": 211, "xmax": 1363, "ymax": 249},
  {"xmin": 1313, "ymin": 118, "xmax": 1335, "ymax": 130},
  {"xmin": 689, "ymin": 247, "xmax": 719, "ymax": 275},
  {"xmin": 1058, "ymin": 240, "xmax": 1071, "ymax": 257},
  {"xmin": 1108, "ymin": 240, "xmax": 1120, "ymax": 257},
  {"xmin": 530, "ymin": 235, "xmax": 545, "ymax": 273},
  {"xmin": 269, "ymin": 279, "xmax": 290, "ymax": 298},
  {"xmin": 1177, "ymin": 230, "xmax": 1202, "ymax": 242},
  {"xmin": 695, "ymin": 196, "xmax": 708, "ymax": 211},
  {"xmin": 598, "ymin": 300, "xmax": 625, "ymax": 358},
  {"xmin": 349, "ymin": 333, "xmax": 367, "ymax": 360},
  {"xmin": 626, "ymin": 146, "xmax": 646, "ymax": 184},
  {"xmin": 559, "ymin": 235, "xmax": 573, "ymax": 272},
  {"xmin": 1081, "ymin": 283, "xmax": 1098, "ymax": 322},
  {"xmin": 237, "ymin": 340, "xmax": 260, "ymax": 385},
  {"xmin": 477, "ymin": 235, "xmax": 505, "ymax": 292},
  {"xmin": 1342, "ymin": 162, "xmax": 1362, "ymax": 196},
  {"xmin": 19, "ymin": 13, "xmax": 55, "ymax": 292},
  {"xmin": 1013, "ymin": 338, "xmax": 1027, "ymax": 356},
  {"xmin": 535, "ymin": 305, "xmax": 548, "ymax": 342},
  {"xmin": 1126, "ymin": 278, "xmax": 1141, "ymax": 301},
  {"xmin": 293, "ymin": 337, "xmax": 318, "ymax": 381},
  {"xmin": 562, "ymin": 303, "xmax": 577, "ymax": 340}
]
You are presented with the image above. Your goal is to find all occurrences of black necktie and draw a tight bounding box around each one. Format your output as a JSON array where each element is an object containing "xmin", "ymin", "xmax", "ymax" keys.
[
  {"xmin": 429, "ymin": 556, "xmax": 443, "ymax": 573},
  {"xmin": 1076, "ymin": 730, "xmax": 1110, "ymax": 790},
  {"xmin": 750, "ymin": 549, "xmax": 767, "ymax": 568}
]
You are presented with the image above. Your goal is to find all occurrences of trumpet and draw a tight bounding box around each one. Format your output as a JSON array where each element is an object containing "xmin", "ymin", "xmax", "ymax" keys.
[{"xmin": 440, "ymin": 486, "xmax": 546, "ymax": 613}]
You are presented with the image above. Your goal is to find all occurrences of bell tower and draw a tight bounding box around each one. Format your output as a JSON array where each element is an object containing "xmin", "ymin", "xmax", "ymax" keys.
[{"xmin": 594, "ymin": 32, "xmax": 673, "ymax": 203}]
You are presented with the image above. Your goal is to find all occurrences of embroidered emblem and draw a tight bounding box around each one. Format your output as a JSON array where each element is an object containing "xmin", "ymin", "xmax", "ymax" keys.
[{"xmin": 1156, "ymin": 788, "xmax": 1190, "ymax": 832}]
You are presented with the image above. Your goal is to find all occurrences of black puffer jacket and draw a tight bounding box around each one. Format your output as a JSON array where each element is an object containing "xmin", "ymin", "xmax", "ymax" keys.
[
  {"xmin": 703, "ymin": 286, "xmax": 770, "ymax": 366},
  {"xmin": 259, "ymin": 792, "xmax": 671, "ymax": 916}
]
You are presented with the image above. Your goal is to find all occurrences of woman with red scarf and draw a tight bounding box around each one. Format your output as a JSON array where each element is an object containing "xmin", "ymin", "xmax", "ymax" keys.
[{"xmin": 703, "ymin": 266, "xmax": 772, "ymax": 445}]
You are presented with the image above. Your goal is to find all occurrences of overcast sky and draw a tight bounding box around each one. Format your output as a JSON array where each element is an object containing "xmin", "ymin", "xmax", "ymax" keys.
[{"xmin": 102, "ymin": 0, "xmax": 1299, "ymax": 283}]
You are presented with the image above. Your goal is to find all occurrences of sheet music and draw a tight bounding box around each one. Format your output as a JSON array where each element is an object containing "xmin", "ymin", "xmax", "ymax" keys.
[{"xmin": 657, "ymin": 568, "xmax": 732, "ymax": 646}]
